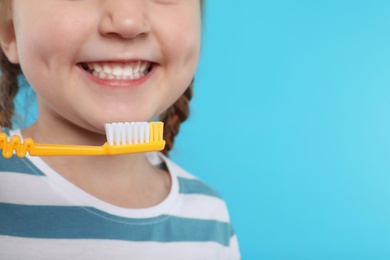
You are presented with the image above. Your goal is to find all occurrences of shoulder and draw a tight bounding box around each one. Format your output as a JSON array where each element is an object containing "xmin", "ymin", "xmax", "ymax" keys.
[
  {"xmin": 161, "ymin": 154, "xmax": 223, "ymax": 199},
  {"xmin": 162, "ymin": 155, "xmax": 240, "ymax": 256},
  {"xmin": 160, "ymin": 154, "xmax": 233, "ymax": 222}
]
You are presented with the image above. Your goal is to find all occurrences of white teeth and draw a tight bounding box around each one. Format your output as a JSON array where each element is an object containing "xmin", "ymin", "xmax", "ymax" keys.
[
  {"xmin": 112, "ymin": 64, "xmax": 123, "ymax": 76},
  {"xmin": 123, "ymin": 64, "xmax": 133, "ymax": 75},
  {"xmin": 103, "ymin": 64, "xmax": 112, "ymax": 74},
  {"xmin": 99, "ymin": 72, "xmax": 107, "ymax": 79},
  {"xmin": 94, "ymin": 63, "xmax": 103, "ymax": 72},
  {"xmin": 134, "ymin": 62, "xmax": 141, "ymax": 74},
  {"xmin": 85, "ymin": 61, "xmax": 150, "ymax": 80}
]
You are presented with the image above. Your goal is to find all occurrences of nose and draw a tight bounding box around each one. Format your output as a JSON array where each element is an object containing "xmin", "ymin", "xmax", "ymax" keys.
[{"xmin": 99, "ymin": 0, "xmax": 150, "ymax": 39}]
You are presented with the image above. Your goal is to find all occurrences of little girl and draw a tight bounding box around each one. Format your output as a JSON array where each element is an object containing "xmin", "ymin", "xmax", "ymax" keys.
[{"xmin": 0, "ymin": 0, "xmax": 240, "ymax": 259}]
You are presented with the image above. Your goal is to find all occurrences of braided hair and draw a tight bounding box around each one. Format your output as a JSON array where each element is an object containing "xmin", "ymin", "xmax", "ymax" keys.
[
  {"xmin": 0, "ymin": 0, "xmax": 21, "ymax": 128},
  {"xmin": 160, "ymin": 79, "xmax": 193, "ymax": 156}
]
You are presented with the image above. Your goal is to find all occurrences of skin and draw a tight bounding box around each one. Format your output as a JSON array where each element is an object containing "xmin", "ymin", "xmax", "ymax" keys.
[{"xmin": 0, "ymin": 0, "xmax": 201, "ymax": 208}]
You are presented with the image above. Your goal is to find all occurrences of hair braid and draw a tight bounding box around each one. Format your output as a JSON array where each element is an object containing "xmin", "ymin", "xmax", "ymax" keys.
[
  {"xmin": 0, "ymin": 0, "xmax": 21, "ymax": 128},
  {"xmin": 0, "ymin": 51, "xmax": 20, "ymax": 128},
  {"xmin": 160, "ymin": 79, "xmax": 193, "ymax": 156}
]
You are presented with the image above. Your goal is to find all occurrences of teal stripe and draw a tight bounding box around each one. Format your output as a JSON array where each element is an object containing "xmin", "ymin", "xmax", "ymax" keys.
[
  {"xmin": 1, "ymin": 127, "xmax": 10, "ymax": 135},
  {"xmin": 178, "ymin": 177, "xmax": 222, "ymax": 198},
  {"xmin": 0, "ymin": 156, "xmax": 45, "ymax": 176},
  {"xmin": 0, "ymin": 203, "xmax": 233, "ymax": 246}
]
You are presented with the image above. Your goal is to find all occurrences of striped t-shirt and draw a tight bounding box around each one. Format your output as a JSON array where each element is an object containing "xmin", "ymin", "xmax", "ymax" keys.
[{"xmin": 0, "ymin": 129, "xmax": 240, "ymax": 259}]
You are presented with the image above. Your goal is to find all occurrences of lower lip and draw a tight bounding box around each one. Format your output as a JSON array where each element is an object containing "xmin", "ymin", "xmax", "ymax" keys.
[{"xmin": 78, "ymin": 65, "xmax": 156, "ymax": 88}]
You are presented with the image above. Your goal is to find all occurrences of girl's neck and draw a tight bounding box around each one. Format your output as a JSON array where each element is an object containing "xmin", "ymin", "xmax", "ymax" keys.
[{"xmin": 21, "ymin": 122, "xmax": 172, "ymax": 209}]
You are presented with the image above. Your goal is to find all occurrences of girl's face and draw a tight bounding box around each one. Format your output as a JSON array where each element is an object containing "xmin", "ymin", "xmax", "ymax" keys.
[{"xmin": 1, "ymin": 0, "xmax": 200, "ymax": 134}]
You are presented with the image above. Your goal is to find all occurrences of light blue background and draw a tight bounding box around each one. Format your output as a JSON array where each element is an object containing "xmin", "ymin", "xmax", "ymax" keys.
[{"xmin": 13, "ymin": 1, "xmax": 390, "ymax": 259}]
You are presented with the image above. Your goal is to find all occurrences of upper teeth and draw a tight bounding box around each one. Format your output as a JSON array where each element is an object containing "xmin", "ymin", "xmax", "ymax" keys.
[{"xmin": 86, "ymin": 61, "xmax": 150, "ymax": 80}]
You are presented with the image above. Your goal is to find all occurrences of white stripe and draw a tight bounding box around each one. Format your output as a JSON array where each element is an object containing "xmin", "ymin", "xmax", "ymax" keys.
[
  {"xmin": 0, "ymin": 235, "xmax": 233, "ymax": 260},
  {"xmin": 0, "ymin": 172, "xmax": 230, "ymax": 223},
  {"xmin": 24, "ymin": 154, "xmax": 181, "ymax": 219},
  {"xmin": 0, "ymin": 172, "xmax": 73, "ymax": 206},
  {"xmin": 173, "ymin": 194, "xmax": 230, "ymax": 222},
  {"xmin": 228, "ymin": 235, "xmax": 241, "ymax": 260}
]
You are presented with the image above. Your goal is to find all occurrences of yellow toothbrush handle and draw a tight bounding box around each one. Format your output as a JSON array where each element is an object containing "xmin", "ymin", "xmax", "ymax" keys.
[
  {"xmin": 0, "ymin": 133, "xmax": 165, "ymax": 158},
  {"xmin": 29, "ymin": 142, "xmax": 166, "ymax": 156}
]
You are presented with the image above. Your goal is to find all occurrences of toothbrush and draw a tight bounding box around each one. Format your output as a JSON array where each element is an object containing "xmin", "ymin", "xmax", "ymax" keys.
[{"xmin": 0, "ymin": 122, "xmax": 165, "ymax": 158}]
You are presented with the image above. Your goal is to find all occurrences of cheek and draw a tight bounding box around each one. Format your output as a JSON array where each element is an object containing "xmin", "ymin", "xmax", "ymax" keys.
[
  {"xmin": 171, "ymin": 18, "xmax": 200, "ymax": 67},
  {"xmin": 154, "ymin": 5, "xmax": 201, "ymax": 69},
  {"xmin": 13, "ymin": 3, "xmax": 91, "ymax": 68},
  {"xmin": 14, "ymin": 15, "xmax": 91, "ymax": 92},
  {"xmin": 159, "ymin": 14, "xmax": 200, "ymax": 111},
  {"xmin": 174, "ymin": 26, "xmax": 200, "ymax": 91},
  {"xmin": 17, "ymin": 20, "xmax": 82, "ymax": 64}
]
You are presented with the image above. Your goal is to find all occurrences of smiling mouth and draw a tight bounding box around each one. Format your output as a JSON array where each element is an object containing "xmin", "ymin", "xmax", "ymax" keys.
[{"xmin": 81, "ymin": 61, "xmax": 153, "ymax": 80}]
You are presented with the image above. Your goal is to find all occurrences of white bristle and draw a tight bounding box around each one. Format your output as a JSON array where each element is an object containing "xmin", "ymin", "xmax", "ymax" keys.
[
  {"xmin": 139, "ymin": 123, "xmax": 145, "ymax": 144},
  {"xmin": 105, "ymin": 122, "xmax": 159, "ymax": 146},
  {"xmin": 144, "ymin": 122, "xmax": 150, "ymax": 143},
  {"xmin": 114, "ymin": 123, "xmax": 121, "ymax": 145},
  {"xmin": 125, "ymin": 122, "xmax": 132, "ymax": 144},
  {"xmin": 119, "ymin": 123, "xmax": 126, "ymax": 145},
  {"xmin": 105, "ymin": 123, "xmax": 114, "ymax": 145},
  {"xmin": 132, "ymin": 122, "xmax": 138, "ymax": 144}
]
